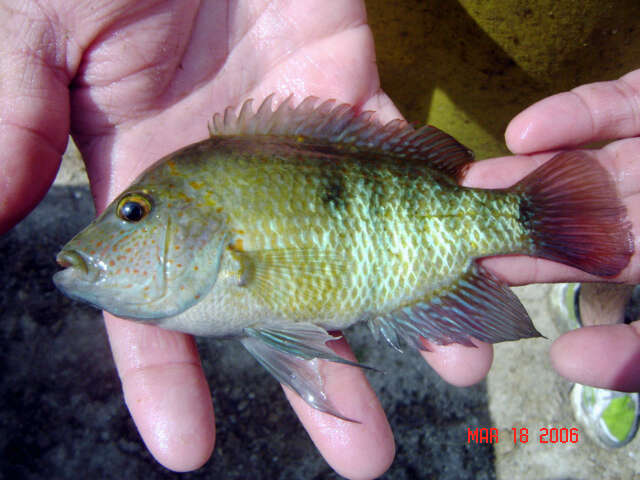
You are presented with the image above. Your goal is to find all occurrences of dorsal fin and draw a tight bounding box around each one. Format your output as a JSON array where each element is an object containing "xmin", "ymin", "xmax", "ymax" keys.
[{"xmin": 209, "ymin": 95, "xmax": 474, "ymax": 179}]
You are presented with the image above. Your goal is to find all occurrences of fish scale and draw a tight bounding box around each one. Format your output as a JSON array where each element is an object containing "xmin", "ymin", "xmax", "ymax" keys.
[{"xmin": 54, "ymin": 96, "xmax": 633, "ymax": 419}]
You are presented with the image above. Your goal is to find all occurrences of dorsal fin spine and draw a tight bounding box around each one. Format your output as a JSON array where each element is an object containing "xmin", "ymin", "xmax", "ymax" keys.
[{"xmin": 209, "ymin": 96, "xmax": 474, "ymax": 180}]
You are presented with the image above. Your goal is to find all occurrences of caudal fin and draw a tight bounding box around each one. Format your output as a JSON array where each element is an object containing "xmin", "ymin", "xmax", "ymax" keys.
[{"xmin": 514, "ymin": 151, "xmax": 633, "ymax": 277}]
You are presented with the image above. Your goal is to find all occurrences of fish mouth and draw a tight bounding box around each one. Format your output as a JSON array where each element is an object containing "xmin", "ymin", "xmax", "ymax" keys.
[
  {"xmin": 54, "ymin": 249, "xmax": 102, "ymax": 285},
  {"xmin": 56, "ymin": 250, "xmax": 88, "ymax": 274},
  {"xmin": 53, "ymin": 249, "xmax": 105, "ymax": 308}
]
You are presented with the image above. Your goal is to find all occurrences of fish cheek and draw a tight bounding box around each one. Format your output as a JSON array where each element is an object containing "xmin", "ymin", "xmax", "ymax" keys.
[
  {"xmin": 60, "ymin": 221, "xmax": 163, "ymax": 319},
  {"xmin": 161, "ymin": 215, "xmax": 226, "ymax": 312},
  {"xmin": 103, "ymin": 226, "xmax": 163, "ymax": 296},
  {"xmin": 94, "ymin": 211, "xmax": 225, "ymax": 318}
]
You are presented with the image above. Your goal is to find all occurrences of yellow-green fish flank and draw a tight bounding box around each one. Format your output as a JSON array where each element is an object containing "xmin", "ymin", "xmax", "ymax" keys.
[{"xmin": 139, "ymin": 136, "xmax": 527, "ymax": 327}]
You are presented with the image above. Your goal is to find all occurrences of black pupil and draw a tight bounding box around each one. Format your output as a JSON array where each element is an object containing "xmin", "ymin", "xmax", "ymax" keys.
[{"xmin": 121, "ymin": 201, "xmax": 145, "ymax": 222}]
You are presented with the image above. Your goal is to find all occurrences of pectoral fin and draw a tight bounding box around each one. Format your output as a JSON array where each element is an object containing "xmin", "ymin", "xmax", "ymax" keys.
[
  {"xmin": 368, "ymin": 262, "xmax": 542, "ymax": 351},
  {"xmin": 232, "ymin": 248, "xmax": 346, "ymax": 316},
  {"xmin": 240, "ymin": 323, "xmax": 374, "ymax": 421}
]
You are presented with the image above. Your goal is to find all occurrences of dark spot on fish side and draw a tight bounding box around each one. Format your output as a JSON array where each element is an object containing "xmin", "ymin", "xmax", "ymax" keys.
[
  {"xmin": 518, "ymin": 195, "xmax": 535, "ymax": 230},
  {"xmin": 320, "ymin": 174, "xmax": 347, "ymax": 210},
  {"xmin": 323, "ymin": 182, "xmax": 343, "ymax": 205}
]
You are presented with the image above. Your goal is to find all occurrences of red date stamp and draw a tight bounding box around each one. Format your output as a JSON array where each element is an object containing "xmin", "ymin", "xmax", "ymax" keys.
[{"xmin": 467, "ymin": 427, "xmax": 579, "ymax": 444}]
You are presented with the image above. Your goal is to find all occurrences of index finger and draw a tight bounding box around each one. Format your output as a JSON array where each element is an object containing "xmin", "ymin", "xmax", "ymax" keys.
[
  {"xmin": 0, "ymin": 5, "xmax": 71, "ymax": 233},
  {"xmin": 506, "ymin": 69, "xmax": 640, "ymax": 154},
  {"xmin": 104, "ymin": 315, "xmax": 216, "ymax": 472}
]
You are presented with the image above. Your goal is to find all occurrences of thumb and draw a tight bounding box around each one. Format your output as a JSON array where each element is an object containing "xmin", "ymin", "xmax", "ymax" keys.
[
  {"xmin": 0, "ymin": 4, "xmax": 71, "ymax": 233},
  {"xmin": 550, "ymin": 323, "xmax": 640, "ymax": 392}
]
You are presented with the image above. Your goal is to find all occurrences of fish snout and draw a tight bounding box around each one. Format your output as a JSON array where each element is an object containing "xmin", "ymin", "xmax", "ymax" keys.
[{"xmin": 53, "ymin": 248, "xmax": 105, "ymax": 306}]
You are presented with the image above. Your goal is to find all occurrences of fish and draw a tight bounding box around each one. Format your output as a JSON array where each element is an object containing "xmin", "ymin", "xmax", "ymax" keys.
[{"xmin": 54, "ymin": 95, "xmax": 634, "ymax": 418}]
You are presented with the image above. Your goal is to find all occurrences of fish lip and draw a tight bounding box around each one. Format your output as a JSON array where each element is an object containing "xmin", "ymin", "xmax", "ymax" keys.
[
  {"xmin": 55, "ymin": 249, "xmax": 103, "ymax": 283},
  {"xmin": 56, "ymin": 250, "xmax": 88, "ymax": 274}
]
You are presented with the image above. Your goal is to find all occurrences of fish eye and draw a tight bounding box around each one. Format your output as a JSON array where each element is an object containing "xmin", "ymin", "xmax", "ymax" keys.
[{"xmin": 117, "ymin": 193, "xmax": 152, "ymax": 222}]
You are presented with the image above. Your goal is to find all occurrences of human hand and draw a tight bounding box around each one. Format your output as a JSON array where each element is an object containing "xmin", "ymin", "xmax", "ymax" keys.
[
  {"xmin": 0, "ymin": 1, "xmax": 500, "ymax": 477},
  {"xmin": 462, "ymin": 70, "xmax": 640, "ymax": 392}
]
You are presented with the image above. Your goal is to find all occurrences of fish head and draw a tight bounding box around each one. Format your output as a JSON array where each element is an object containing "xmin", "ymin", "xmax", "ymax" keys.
[{"xmin": 53, "ymin": 181, "xmax": 228, "ymax": 320}]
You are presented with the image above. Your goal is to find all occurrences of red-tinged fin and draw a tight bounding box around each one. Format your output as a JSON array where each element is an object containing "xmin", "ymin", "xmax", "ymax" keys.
[
  {"xmin": 209, "ymin": 95, "xmax": 474, "ymax": 180},
  {"xmin": 513, "ymin": 151, "xmax": 634, "ymax": 277},
  {"xmin": 368, "ymin": 262, "xmax": 542, "ymax": 350}
]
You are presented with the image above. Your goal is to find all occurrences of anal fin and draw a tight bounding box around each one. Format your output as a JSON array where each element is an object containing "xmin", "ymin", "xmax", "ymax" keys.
[
  {"xmin": 240, "ymin": 323, "xmax": 374, "ymax": 421},
  {"xmin": 368, "ymin": 262, "xmax": 542, "ymax": 350}
]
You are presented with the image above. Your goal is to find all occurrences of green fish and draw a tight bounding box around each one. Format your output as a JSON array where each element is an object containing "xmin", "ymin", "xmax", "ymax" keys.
[{"xmin": 54, "ymin": 96, "xmax": 634, "ymax": 418}]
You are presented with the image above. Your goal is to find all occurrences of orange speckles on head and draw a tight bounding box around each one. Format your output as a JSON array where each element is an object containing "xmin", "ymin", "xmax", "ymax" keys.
[
  {"xmin": 174, "ymin": 245, "xmax": 181, "ymax": 251},
  {"xmin": 193, "ymin": 265, "xmax": 199, "ymax": 271},
  {"xmin": 109, "ymin": 260, "xmax": 116, "ymax": 267},
  {"xmin": 177, "ymin": 263, "xmax": 182, "ymax": 268},
  {"xmin": 125, "ymin": 267, "xmax": 130, "ymax": 273},
  {"xmin": 231, "ymin": 238, "xmax": 244, "ymax": 251},
  {"xmin": 89, "ymin": 250, "xmax": 96, "ymax": 255},
  {"xmin": 125, "ymin": 247, "xmax": 132, "ymax": 253},
  {"xmin": 95, "ymin": 241, "xmax": 103, "ymax": 247},
  {"xmin": 194, "ymin": 294, "xmax": 200, "ymax": 300},
  {"xmin": 178, "ymin": 192, "xmax": 193, "ymax": 203}
]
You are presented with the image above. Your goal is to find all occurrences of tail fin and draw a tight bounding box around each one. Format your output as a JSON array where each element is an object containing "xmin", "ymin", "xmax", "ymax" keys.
[{"xmin": 514, "ymin": 151, "xmax": 633, "ymax": 277}]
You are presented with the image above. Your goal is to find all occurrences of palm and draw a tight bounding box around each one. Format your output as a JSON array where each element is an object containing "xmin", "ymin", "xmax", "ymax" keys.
[
  {"xmin": 70, "ymin": 1, "xmax": 398, "ymax": 208},
  {"xmin": 63, "ymin": 1, "xmax": 398, "ymax": 475}
]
